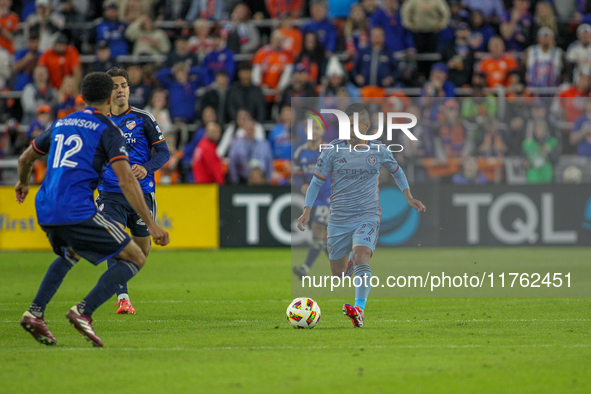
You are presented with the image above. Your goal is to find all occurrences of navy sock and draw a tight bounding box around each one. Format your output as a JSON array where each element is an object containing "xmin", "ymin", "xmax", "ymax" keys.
[
  {"xmin": 79, "ymin": 259, "xmax": 139, "ymax": 316},
  {"xmin": 304, "ymin": 239, "xmax": 326, "ymax": 268},
  {"xmin": 107, "ymin": 258, "xmax": 129, "ymax": 297},
  {"xmin": 30, "ymin": 256, "xmax": 76, "ymax": 317}
]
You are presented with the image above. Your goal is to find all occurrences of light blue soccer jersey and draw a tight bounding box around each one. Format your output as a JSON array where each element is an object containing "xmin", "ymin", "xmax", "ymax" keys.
[{"xmin": 312, "ymin": 139, "xmax": 402, "ymax": 226}]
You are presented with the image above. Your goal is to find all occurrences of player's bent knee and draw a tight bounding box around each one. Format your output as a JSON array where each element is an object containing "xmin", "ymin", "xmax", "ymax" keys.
[
  {"xmin": 118, "ymin": 241, "xmax": 146, "ymax": 269},
  {"xmin": 352, "ymin": 246, "xmax": 372, "ymax": 265}
]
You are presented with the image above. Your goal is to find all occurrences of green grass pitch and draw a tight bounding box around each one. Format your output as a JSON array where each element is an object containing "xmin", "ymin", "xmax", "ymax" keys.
[{"xmin": 1, "ymin": 248, "xmax": 590, "ymax": 393}]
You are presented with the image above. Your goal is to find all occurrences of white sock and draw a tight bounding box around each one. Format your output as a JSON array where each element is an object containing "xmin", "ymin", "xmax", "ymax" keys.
[{"xmin": 118, "ymin": 293, "xmax": 130, "ymax": 301}]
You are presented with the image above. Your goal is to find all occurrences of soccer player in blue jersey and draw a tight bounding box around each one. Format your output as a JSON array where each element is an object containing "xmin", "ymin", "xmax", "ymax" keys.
[
  {"xmin": 96, "ymin": 67, "xmax": 170, "ymax": 314},
  {"xmin": 292, "ymin": 121, "xmax": 334, "ymax": 278},
  {"xmin": 16, "ymin": 72, "xmax": 170, "ymax": 347},
  {"xmin": 297, "ymin": 103, "xmax": 426, "ymax": 328}
]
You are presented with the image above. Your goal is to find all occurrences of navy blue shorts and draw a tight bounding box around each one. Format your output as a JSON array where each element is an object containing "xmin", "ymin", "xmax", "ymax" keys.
[
  {"xmin": 41, "ymin": 212, "xmax": 132, "ymax": 265},
  {"xmin": 96, "ymin": 191, "xmax": 156, "ymax": 237}
]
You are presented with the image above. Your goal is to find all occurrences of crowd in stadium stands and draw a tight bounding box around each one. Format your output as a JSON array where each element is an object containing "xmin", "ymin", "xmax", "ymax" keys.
[{"xmin": 2, "ymin": 0, "xmax": 591, "ymax": 186}]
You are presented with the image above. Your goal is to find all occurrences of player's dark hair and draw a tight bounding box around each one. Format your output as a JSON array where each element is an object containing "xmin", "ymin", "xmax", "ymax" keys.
[
  {"xmin": 106, "ymin": 67, "xmax": 130, "ymax": 84},
  {"xmin": 81, "ymin": 72, "xmax": 113, "ymax": 105},
  {"xmin": 345, "ymin": 102, "xmax": 369, "ymax": 117}
]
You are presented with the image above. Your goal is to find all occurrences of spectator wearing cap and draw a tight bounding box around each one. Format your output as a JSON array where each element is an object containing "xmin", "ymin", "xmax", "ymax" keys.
[
  {"xmin": 165, "ymin": 33, "xmax": 199, "ymax": 68},
  {"xmin": 352, "ymin": 26, "xmax": 397, "ymax": 88},
  {"xmin": 296, "ymin": 32, "xmax": 326, "ymax": 85},
  {"xmin": 467, "ymin": 10, "xmax": 494, "ymax": 52},
  {"xmin": 200, "ymin": 71, "xmax": 231, "ymax": 127},
  {"xmin": 12, "ymin": 30, "xmax": 40, "ymax": 91},
  {"xmin": 227, "ymin": 63, "xmax": 266, "ymax": 123},
  {"xmin": 91, "ymin": 40, "xmax": 118, "ymax": 72},
  {"xmin": 421, "ymin": 62, "xmax": 455, "ymax": 97},
  {"xmin": 500, "ymin": 0, "xmax": 533, "ymax": 52},
  {"xmin": 26, "ymin": 105, "xmax": 53, "ymax": 142},
  {"xmin": 441, "ymin": 22, "xmax": 475, "ymax": 87},
  {"xmin": 252, "ymin": 30, "xmax": 294, "ymax": 102},
  {"xmin": 192, "ymin": 122, "xmax": 225, "ymax": 185},
  {"xmin": 228, "ymin": 116, "xmax": 273, "ymax": 184},
  {"xmin": 38, "ymin": 33, "xmax": 81, "ymax": 89},
  {"xmin": 280, "ymin": 63, "xmax": 317, "ymax": 109},
  {"xmin": 436, "ymin": 0, "xmax": 469, "ymax": 51},
  {"xmin": 125, "ymin": 13, "xmax": 171, "ymax": 56},
  {"xmin": 434, "ymin": 98, "xmax": 474, "ymax": 159},
  {"xmin": 401, "ymin": 0, "xmax": 451, "ymax": 54},
  {"xmin": 0, "ymin": 0, "xmax": 19, "ymax": 54},
  {"xmin": 223, "ymin": 3, "xmax": 260, "ymax": 54},
  {"xmin": 21, "ymin": 65, "xmax": 59, "ymax": 123},
  {"xmin": 370, "ymin": 0, "xmax": 415, "ymax": 54},
  {"xmin": 525, "ymin": 27, "xmax": 563, "ymax": 88},
  {"xmin": 94, "ymin": 1, "xmax": 128, "ymax": 58},
  {"xmin": 24, "ymin": 0, "xmax": 65, "ymax": 52},
  {"xmin": 461, "ymin": 0, "xmax": 504, "ymax": 22},
  {"xmin": 476, "ymin": 36, "xmax": 518, "ymax": 88},
  {"xmin": 320, "ymin": 55, "xmax": 360, "ymax": 100},
  {"xmin": 566, "ymin": 24, "xmax": 591, "ymax": 84},
  {"xmin": 300, "ymin": 0, "xmax": 337, "ymax": 55},
  {"xmin": 202, "ymin": 30, "xmax": 235, "ymax": 86}
]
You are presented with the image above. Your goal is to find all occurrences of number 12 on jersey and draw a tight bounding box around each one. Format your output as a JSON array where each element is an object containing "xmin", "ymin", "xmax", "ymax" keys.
[{"xmin": 52, "ymin": 134, "xmax": 83, "ymax": 168}]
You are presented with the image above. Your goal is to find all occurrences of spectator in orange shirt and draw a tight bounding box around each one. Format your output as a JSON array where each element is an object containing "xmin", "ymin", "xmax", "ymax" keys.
[
  {"xmin": 193, "ymin": 122, "xmax": 225, "ymax": 185},
  {"xmin": 252, "ymin": 30, "xmax": 294, "ymax": 101},
  {"xmin": 38, "ymin": 33, "xmax": 82, "ymax": 89},
  {"xmin": 266, "ymin": 0, "xmax": 303, "ymax": 18},
  {"xmin": 477, "ymin": 36, "xmax": 518, "ymax": 88},
  {"xmin": 278, "ymin": 14, "xmax": 302, "ymax": 58},
  {"xmin": 0, "ymin": 0, "xmax": 19, "ymax": 54},
  {"xmin": 554, "ymin": 73, "xmax": 590, "ymax": 123},
  {"xmin": 56, "ymin": 75, "xmax": 78, "ymax": 119}
]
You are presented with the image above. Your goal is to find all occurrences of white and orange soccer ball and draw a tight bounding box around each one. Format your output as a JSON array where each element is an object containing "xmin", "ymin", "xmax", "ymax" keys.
[{"xmin": 286, "ymin": 297, "xmax": 321, "ymax": 329}]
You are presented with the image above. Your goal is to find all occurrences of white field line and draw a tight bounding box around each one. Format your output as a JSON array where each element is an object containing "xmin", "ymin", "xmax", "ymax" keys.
[
  {"xmin": 0, "ymin": 300, "xmax": 291, "ymax": 306},
  {"xmin": 1, "ymin": 344, "xmax": 591, "ymax": 352}
]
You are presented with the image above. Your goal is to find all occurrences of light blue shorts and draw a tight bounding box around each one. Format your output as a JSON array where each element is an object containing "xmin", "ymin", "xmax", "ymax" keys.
[{"xmin": 327, "ymin": 221, "xmax": 380, "ymax": 260}]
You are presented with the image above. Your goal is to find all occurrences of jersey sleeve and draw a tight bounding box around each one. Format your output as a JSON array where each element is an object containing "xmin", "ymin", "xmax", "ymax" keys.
[
  {"xmin": 381, "ymin": 148, "xmax": 399, "ymax": 174},
  {"xmin": 101, "ymin": 123, "xmax": 129, "ymax": 164},
  {"xmin": 32, "ymin": 124, "xmax": 53, "ymax": 155},
  {"xmin": 144, "ymin": 116, "xmax": 166, "ymax": 146},
  {"xmin": 313, "ymin": 147, "xmax": 333, "ymax": 181}
]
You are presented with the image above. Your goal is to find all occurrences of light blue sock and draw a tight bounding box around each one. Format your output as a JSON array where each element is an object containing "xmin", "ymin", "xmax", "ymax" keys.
[{"xmin": 353, "ymin": 264, "xmax": 372, "ymax": 311}]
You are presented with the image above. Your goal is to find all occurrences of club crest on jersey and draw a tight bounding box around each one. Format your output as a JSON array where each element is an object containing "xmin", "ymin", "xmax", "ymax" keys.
[
  {"xmin": 367, "ymin": 155, "xmax": 377, "ymax": 166},
  {"xmin": 126, "ymin": 120, "xmax": 136, "ymax": 130}
]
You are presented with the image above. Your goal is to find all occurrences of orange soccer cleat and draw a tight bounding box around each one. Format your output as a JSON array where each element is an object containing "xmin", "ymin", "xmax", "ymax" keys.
[{"xmin": 115, "ymin": 299, "xmax": 136, "ymax": 314}]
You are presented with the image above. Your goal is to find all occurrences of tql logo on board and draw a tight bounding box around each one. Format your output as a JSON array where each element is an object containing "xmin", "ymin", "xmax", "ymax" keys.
[{"xmin": 304, "ymin": 107, "xmax": 418, "ymax": 152}]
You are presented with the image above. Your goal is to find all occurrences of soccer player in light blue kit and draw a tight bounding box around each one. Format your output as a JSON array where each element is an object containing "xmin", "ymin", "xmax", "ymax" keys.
[{"xmin": 297, "ymin": 103, "xmax": 426, "ymax": 328}]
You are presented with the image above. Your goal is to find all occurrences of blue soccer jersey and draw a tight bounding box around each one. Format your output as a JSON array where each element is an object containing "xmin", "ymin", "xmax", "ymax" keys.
[
  {"xmin": 99, "ymin": 106, "xmax": 166, "ymax": 194},
  {"xmin": 293, "ymin": 143, "xmax": 331, "ymax": 206},
  {"xmin": 33, "ymin": 108, "xmax": 129, "ymax": 225},
  {"xmin": 312, "ymin": 140, "xmax": 403, "ymax": 225}
]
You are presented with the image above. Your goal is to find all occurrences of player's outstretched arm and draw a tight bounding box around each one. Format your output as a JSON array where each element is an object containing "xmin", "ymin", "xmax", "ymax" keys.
[
  {"xmin": 390, "ymin": 164, "xmax": 426, "ymax": 212},
  {"xmin": 111, "ymin": 160, "xmax": 170, "ymax": 246},
  {"xmin": 297, "ymin": 175, "xmax": 325, "ymax": 231},
  {"xmin": 15, "ymin": 145, "xmax": 44, "ymax": 203}
]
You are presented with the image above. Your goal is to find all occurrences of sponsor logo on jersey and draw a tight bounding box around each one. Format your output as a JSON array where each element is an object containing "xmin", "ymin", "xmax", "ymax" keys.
[{"xmin": 126, "ymin": 120, "xmax": 136, "ymax": 130}]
